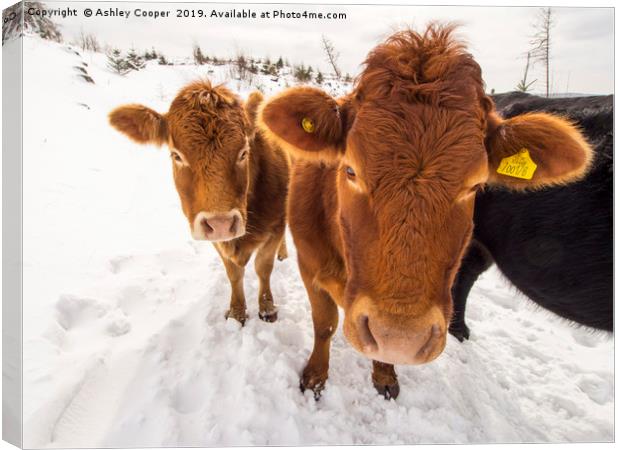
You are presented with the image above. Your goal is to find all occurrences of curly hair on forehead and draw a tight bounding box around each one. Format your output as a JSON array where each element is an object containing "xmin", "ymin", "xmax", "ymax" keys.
[
  {"xmin": 174, "ymin": 79, "xmax": 241, "ymax": 111},
  {"xmin": 354, "ymin": 23, "xmax": 488, "ymax": 112},
  {"xmin": 168, "ymin": 80, "xmax": 251, "ymax": 145}
]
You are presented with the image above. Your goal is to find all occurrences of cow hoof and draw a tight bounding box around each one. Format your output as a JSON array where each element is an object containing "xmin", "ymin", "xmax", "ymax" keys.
[
  {"xmin": 225, "ymin": 309, "xmax": 248, "ymax": 326},
  {"xmin": 373, "ymin": 381, "xmax": 400, "ymax": 400},
  {"xmin": 300, "ymin": 369, "xmax": 327, "ymax": 401},
  {"xmin": 299, "ymin": 379, "xmax": 325, "ymax": 401},
  {"xmin": 258, "ymin": 309, "xmax": 278, "ymax": 322},
  {"xmin": 449, "ymin": 323, "xmax": 470, "ymax": 342}
]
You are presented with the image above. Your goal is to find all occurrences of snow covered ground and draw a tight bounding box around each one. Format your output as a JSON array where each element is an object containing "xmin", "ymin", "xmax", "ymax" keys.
[{"xmin": 19, "ymin": 35, "xmax": 613, "ymax": 447}]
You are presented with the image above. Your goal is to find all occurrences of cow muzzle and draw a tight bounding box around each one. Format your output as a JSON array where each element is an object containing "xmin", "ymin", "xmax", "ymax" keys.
[
  {"xmin": 192, "ymin": 209, "xmax": 245, "ymax": 242},
  {"xmin": 343, "ymin": 296, "xmax": 447, "ymax": 365}
]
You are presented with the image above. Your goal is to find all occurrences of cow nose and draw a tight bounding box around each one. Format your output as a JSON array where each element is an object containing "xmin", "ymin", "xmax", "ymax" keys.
[
  {"xmin": 345, "ymin": 298, "xmax": 447, "ymax": 366},
  {"xmin": 193, "ymin": 210, "xmax": 244, "ymax": 241},
  {"xmin": 202, "ymin": 213, "xmax": 239, "ymax": 240},
  {"xmin": 203, "ymin": 215, "xmax": 237, "ymax": 235}
]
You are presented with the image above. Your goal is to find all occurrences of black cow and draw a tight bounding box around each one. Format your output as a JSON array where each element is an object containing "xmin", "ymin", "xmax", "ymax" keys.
[{"xmin": 450, "ymin": 92, "xmax": 613, "ymax": 341}]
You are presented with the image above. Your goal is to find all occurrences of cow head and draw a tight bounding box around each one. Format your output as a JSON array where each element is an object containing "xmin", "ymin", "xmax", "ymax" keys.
[
  {"xmin": 258, "ymin": 25, "xmax": 592, "ymax": 365},
  {"xmin": 110, "ymin": 81, "xmax": 260, "ymax": 242}
]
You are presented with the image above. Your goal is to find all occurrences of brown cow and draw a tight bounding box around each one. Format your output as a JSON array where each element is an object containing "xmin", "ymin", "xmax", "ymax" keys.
[
  {"xmin": 109, "ymin": 80, "xmax": 289, "ymax": 325},
  {"xmin": 258, "ymin": 25, "xmax": 592, "ymax": 399}
]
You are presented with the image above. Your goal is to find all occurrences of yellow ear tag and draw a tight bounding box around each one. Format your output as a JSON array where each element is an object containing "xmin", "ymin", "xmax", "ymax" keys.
[
  {"xmin": 301, "ymin": 117, "xmax": 315, "ymax": 133},
  {"xmin": 496, "ymin": 148, "xmax": 537, "ymax": 180}
]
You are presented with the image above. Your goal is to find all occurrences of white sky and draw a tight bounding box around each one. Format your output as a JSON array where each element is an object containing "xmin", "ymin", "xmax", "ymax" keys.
[{"xmin": 40, "ymin": 2, "xmax": 613, "ymax": 95}]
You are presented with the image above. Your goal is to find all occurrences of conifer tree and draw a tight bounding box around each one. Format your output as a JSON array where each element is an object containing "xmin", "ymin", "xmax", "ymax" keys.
[
  {"xmin": 294, "ymin": 64, "xmax": 312, "ymax": 82},
  {"xmin": 106, "ymin": 48, "xmax": 130, "ymax": 75},
  {"xmin": 315, "ymin": 70, "xmax": 324, "ymax": 84},
  {"xmin": 125, "ymin": 48, "xmax": 146, "ymax": 71}
]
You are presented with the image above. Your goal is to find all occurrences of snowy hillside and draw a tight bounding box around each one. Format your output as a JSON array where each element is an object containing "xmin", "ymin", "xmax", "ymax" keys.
[{"xmin": 19, "ymin": 35, "xmax": 613, "ymax": 447}]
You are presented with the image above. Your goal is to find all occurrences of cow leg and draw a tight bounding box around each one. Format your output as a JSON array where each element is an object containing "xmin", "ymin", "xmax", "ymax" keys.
[
  {"xmin": 372, "ymin": 361, "xmax": 399, "ymax": 400},
  {"xmin": 299, "ymin": 265, "xmax": 338, "ymax": 400},
  {"xmin": 277, "ymin": 238, "xmax": 288, "ymax": 261},
  {"xmin": 216, "ymin": 248, "xmax": 251, "ymax": 326},
  {"xmin": 450, "ymin": 240, "xmax": 493, "ymax": 342},
  {"xmin": 254, "ymin": 234, "xmax": 281, "ymax": 322}
]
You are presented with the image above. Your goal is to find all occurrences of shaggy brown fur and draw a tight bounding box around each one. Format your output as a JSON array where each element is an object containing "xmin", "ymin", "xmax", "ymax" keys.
[
  {"xmin": 110, "ymin": 81, "xmax": 289, "ymax": 325},
  {"xmin": 258, "ymin": 24, "xmax": 592, "ymax": 399}
]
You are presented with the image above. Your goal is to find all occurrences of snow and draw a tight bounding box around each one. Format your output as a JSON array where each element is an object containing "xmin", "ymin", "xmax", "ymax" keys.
[{"xmin": 20, "ymin": 35, "xmax": 613, "ymax": 447}]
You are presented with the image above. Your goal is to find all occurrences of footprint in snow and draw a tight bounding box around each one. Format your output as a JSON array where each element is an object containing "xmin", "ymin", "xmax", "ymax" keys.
[
  {"xmin": 108, "ymin": 255, "xmax": 134, "ymax": 274},
  {"xmin": 56, "ymin": 294, "xmax": 109, "ymax": 330},
  {"xmin": 571, "ymin": 327, "xmax": 605, "ymax": 348},
  {"xmin": 488, "ymin": 292, "xmax": 520, "ymax": 311},
  {"xmin": 55, "ymin": 294, "xmax": 131, "ymax": 337},
  {"xmin": 577, "ymin": 373, "xmax": 613, "ymax": 405}
]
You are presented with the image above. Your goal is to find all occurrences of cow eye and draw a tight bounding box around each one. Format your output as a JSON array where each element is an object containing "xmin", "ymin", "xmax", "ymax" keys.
[
  {"xmin": 345, "ymin": 166, "xmax": 356, "ymax": 179},
  {"xmin": 238, "ymin": 149, "xmax": 249, "ymax": 163},
  {"xmin": 171, "ymin": 152, "xmax": 183, "ymax": 164}
]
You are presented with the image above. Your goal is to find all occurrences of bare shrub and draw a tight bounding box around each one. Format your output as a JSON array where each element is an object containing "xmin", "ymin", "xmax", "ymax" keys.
[
  {"xmin": 193, "ymin": 43, "xmax": 208, "ymax": 65},
  {"xmin": 76, "ymin": 30, "xmax": 101, "ymax": 52},
  {"xmin": 228, "ymin": 50, "xmax": 254, "ymax": 84}
]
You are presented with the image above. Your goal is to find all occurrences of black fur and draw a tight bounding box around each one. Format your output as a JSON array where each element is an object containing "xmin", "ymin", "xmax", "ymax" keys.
[{"xmin": 450, "ymin": 92, "xmax": 613, "ymax": 341}]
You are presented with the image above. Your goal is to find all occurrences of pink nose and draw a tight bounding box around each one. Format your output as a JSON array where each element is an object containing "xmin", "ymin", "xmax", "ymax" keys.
[
  {"xmin": 199, "ymin": 211, "xmax": 242, "ymax": 241},
  {"xmin": 344, "ymin": 297, "xmax": 447, "ymax": 365},
  {"xmin": 355, "ymin": 315, "xmax": 445, "ymax": 365}
]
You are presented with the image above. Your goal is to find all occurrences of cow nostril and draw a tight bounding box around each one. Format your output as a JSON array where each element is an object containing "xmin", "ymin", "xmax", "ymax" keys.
[
  {"xmin": 414, "ymin": 323, "xmax": 443, "ymax": 362},
  {"xmin": 229, "ymin": 214, "xmax": 239, "ymax": 234},
  {"xmin": 357, "ymin": 314, "xmax": 378, "ymax": 352},
  {"xmin": 202, "ymin": 218, "xmax": 214, "ymax": 233}
]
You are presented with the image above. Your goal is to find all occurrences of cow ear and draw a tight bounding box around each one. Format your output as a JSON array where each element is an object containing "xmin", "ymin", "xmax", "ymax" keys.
[
  {"xmin": 245, "ymin": 91, "xmax": 263, "ymax": 126},
  {"xmin": 109, "ymin": 104, "xmax": 168, "ymax": 146},
  {"xmin": 257, "ymin": 86, "xmax": 346, "ymax": 162},
  {"xmin": 244, "ymin": 91, "xmax": 264, "ymax": 140},
  {"xmin": 485, "ymin": 111, "xmax": 593, "ymax": 189}
]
